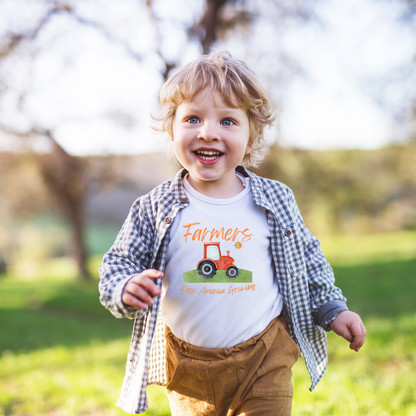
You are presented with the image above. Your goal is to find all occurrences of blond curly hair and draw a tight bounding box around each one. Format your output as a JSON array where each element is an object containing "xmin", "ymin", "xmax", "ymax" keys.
[{"xmin": 154, "ymin": 51, "xmax": 275, "ymax": 168}]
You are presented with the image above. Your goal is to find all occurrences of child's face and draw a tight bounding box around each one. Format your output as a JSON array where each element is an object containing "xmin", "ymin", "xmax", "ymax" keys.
[{"xmin": 170, "ymin": 88, "xmax": 251, "ymax": 196}]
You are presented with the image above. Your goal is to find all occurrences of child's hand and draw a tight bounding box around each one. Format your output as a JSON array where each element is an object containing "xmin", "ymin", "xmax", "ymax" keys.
[
  {"xmin": 329, "ymin": 310, "xmax": 366, "ymax": 352},
  {"xmin": 122, "ymin": 269, "xmax": 163, "ymax": 310}
]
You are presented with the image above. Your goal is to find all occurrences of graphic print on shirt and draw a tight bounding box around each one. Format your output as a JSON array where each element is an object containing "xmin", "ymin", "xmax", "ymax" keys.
[{"xmin": 181, "ymin": 222, "xmax": 253, "ymax": 284}]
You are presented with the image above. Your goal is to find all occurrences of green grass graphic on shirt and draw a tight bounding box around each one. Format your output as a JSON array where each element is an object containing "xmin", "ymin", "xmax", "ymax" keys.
[{"xmin": 183, "ymin": 269, "xmax": 252, "ymax": 284}]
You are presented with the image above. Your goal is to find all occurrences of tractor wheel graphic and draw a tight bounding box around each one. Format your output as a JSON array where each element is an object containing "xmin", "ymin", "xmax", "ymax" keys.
[
  {"xmin": 226, "ymin": 266, "xmax": 239, "ymax": 279},
  {"xmin": 198, "ymin": 260, "xmax": 217, "ymax": 279}
]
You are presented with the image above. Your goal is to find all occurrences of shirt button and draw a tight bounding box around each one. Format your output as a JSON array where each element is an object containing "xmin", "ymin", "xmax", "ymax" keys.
[
  {"xmin": 284, "ymin": 229, "xmax": 292, "ymax": 237},
  {"xmin": 180, "ymin": 198, "xmax": 189, "ymax": 204},
  {"xmin": 165, "ymin": 217, "xmax": 172, "ymax": 224}
]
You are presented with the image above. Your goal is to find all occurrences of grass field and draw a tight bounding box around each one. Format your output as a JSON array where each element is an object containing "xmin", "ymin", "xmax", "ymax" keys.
[
  {"xmin": 1, "ymin": 231, "xmax": 416, "ymax": 415},
  {"xmin": 183, "ymin": 268, "xmax": 252, "ymax": 283}
]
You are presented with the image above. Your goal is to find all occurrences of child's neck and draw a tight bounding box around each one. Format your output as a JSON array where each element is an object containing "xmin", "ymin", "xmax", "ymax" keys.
[{"xmin": 187, "ymin": 173, "xmax": 245, "ymax": 199}]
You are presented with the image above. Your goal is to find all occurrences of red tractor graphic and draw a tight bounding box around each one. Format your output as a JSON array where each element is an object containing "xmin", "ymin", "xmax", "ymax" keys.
[{"xmin": 196, "ymin": 242, "xmax": 239, "ymax": 279}]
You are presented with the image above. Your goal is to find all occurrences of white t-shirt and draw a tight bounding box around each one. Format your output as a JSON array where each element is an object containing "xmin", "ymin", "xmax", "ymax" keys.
[{"xmin": 162, "ymin": 174, "xmax": 283, "ymax": 348}]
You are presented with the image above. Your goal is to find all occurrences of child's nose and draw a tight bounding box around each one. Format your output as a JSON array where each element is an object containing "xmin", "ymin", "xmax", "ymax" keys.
[{"xmin": 197, "ymin": 122, "xmax": 218, "ymax": 141}]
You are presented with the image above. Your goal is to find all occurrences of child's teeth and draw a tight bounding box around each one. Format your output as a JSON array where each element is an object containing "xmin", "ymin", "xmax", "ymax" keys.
[
  {"xmin": 195, "ymin": 150, "xmax": 221, "ymax": 160},
  {"xmin": 198, "ymin": 151, "xmax": 219, "ymax": 155}
]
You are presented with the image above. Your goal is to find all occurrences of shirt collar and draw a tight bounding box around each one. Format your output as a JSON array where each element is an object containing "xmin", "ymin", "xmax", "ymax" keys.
[
  {"xmin": 169, "ymin": 169, "xmax": 189, "ymax": 206},
  {"xmin": 239, "ymin": 166, "xmax": 274, "ymax": 212},
  {"xmin": 171, "ymin": 166, "xmax": 274, "ymax": 212}
]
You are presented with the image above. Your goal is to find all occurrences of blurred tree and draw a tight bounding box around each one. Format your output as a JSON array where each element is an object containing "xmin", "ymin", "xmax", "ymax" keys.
[
  {"xmin": 258, "ymin": 143, "xmax": 416, "ymax": 234},
  {"xmin": 370, "ymin": 0, "xmax": 416, "ymax": 141},
  {"xmin": 0, "ymin": 0, "xmax": 318, "ymax": 278},
  {"xmin": 0, "ymin": 128, "xmax": 93, "ymax": 279},
  {"xmin": 401, "ymin": 0, "xmax": 416, "ymax": 141},
  {"xmin": 0, "ymin": 151, "xmax": 53, "ymax": 274},
  {"xmin": 399, "ymin": 0, "xmax": 416, "ymax": 21}
]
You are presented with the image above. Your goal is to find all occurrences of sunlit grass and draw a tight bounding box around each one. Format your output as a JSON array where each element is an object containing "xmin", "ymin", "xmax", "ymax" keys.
[
  {"xmin": 320, "ymin": 230, "xmax": 416, "ymax": 266},
  {"xmin": 293, "ymin": 315, "xmax": 416, "ymax": 416},
  {"xmin": 0, "ymin": 342, "xmax": 172, "ymax": 416},
  {"xmin": 1, "ymin": 231, "xmax": 416, "ymax": 415},
  {"xmin": 0, "ymin": 275, "xmax": 170, "ymax": 416}
]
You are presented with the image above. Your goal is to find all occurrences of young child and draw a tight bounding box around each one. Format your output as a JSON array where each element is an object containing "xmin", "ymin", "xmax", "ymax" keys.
[{"xmin": 99, "ymin": 51, "xmax": 366, "ymax": 415}]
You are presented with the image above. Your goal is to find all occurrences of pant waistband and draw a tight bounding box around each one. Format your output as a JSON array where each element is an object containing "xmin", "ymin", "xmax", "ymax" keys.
[{"xmin": 165, "ymin": 315, "xmax": 284, "ymax": 361}]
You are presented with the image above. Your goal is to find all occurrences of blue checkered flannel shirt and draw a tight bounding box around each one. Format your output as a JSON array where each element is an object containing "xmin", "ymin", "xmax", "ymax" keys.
[{"xmin": 99, "ymin": 166, "xmax": 348, "ymax": 414}]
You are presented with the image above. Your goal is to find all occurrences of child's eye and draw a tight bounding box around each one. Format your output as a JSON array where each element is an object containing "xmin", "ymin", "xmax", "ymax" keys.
[
  {"xmin": 187, "ymin": 117, "xmax": 200, "ymax": 124},
  {"xmin": 221, "ymin": 119, "xmax": 234, "ymax": 126}
]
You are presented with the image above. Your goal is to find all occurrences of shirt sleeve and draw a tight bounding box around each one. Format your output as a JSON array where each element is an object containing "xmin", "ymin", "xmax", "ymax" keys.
[
  {"xmin": 287, "ymin": 188, "xmax": 348, "ymax": 331},
  {"xmin": 98, "ymin": 198, "xmax": 154, "ymax": 320}
]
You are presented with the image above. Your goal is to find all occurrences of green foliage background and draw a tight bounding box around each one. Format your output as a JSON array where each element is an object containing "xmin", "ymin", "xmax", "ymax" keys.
[
  {"xmin": 258, "ymin": 144, "xmax": 416, "ymax": 235},
  {"xmin": 1, "ymin": 231, "xmax": 416, "ymax": 415}
]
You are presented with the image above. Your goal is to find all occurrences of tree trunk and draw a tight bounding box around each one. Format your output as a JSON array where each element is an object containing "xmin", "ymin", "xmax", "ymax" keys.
[
  {"xmin": 61, "ymin": 169, "xmax": 91, "ymax": 280},
  {"xmin": 200, "ymin": 0, "xmax": 228, "ymax": 54},
  {"xmin": 39, "ymin": 135, "xmax": 91, "ymax": 280}
]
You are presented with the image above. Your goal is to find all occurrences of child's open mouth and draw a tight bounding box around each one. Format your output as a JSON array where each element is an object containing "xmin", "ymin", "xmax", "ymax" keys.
[{"xmin": 194, "ymin": 150, "xmax": 223, "ymax": 162}]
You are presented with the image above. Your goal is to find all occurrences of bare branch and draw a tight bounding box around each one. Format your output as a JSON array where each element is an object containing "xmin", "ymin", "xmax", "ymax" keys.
[
  {"xmin": 145, "ymin": 0, "xmax": 177, "ymax": 79},
  {"xmin": 199, "ymin": 0, "xmax": 228, "ymax": 54},
  {"xmin": 69, "ymin": 12, "xmax": 146, "ymax": 63},
  {"xmin": 0, "ymin": 2, "xmax": 68, "ymax": 58},
  {"xmin": 0, "ymin": 1, "xmax": 146, "ymax": 63}
]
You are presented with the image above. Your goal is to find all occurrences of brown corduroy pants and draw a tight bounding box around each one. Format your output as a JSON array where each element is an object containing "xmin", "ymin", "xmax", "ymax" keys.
[{"xmin": 164, "ymin": 315, "xmax": 300, "ymax": 416}]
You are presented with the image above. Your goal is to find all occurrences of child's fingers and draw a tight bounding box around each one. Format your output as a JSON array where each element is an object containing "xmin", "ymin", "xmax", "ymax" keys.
[
  {"xmin": 140, "ymin": 269, "xmax": 164, "ymax": 279},
  {"xmin": 349, "ymin": 321, "xmax": 366, "ymax": 351},
  {"xmin": 356, "ymin": 322, "xmax": 367, "ymax": 350},
  {"xmin": 124, "ymin": 281, "xmax": 156, "ymax": 306},
  {"xmin": 122, "ymin": 270, "xmax": 163, "ymax": 308},
  {"xmin": 330, "ymin": 311, "xmax": 366, "ymax": 352},
  {"xmin": 121, "ymin": 292, "xmax": 149, "ymax": 310},
  {"xmin": 131, "ymin": 270, "xmax": 163, "ymax": 297},
  {"xmin": 337, "ymin": 326, "xmax": 353, "ymax": 343},
  {"xmin": 135, "ymin": 269, "xmax": 164, "ymax": 282}
]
